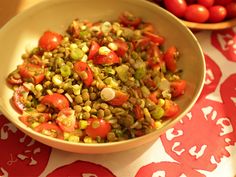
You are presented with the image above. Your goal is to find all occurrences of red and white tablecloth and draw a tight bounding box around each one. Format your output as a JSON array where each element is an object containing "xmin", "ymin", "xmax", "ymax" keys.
[{"xmin": 1, "ymin": 28, "xmax": 236, "ymax": 177}]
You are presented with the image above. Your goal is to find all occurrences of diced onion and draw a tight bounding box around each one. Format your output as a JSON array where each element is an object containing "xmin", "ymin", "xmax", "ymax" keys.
[
  {"xmin": 99, "ymin": 46, "xmax": 111, "ymax": 55},
  {"xmin": 100, "ymin": 87, "xmax": 115, "ymax": 101}
]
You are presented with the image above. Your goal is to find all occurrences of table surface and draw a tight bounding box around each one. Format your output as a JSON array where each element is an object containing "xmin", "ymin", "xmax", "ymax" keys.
[{"xmin": 1, "ymin": 1, "xmax": 236, "ymax": 177}]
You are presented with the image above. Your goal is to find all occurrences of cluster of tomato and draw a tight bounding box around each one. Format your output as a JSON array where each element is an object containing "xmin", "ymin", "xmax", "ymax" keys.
[{"xmin": 153, "ymin": 0, "xmax": 236, "ymax": 23}]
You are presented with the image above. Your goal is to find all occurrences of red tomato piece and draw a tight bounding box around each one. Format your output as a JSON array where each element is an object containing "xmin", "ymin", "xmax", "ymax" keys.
[
  {"xmin": 142, "ymin": 23, "xmax": 155, "ymax": 33},
  {"xmin": 170, "ymin": 79, "xmax": 186, "ymax": 97},
  {"xmin": 164, "ymin": 100, "xmax": 180, "ymax": 117},
  {"xmin": 20, "ymin": 113, "xmax": 50, "ymax": 126},
  {"xmin": 85, "ymin": 118, "xmax": 111, "ymax": 138},
  {"xmin": 7, "ymin": 71, "xmax": 23, "ymax": 85},
  {"xmin": 88, "ymin": 41, "xmax": 100, "ymax": 60},
  {"xmin": 18, "ymin": 63, "xmax": 45, "ymax": 84},
  {"xmin": 134, "ymin": 37, "xmax": 151, "ymax": 50},
  {"xmin": 163, "ymin": 46, "xmax": 178, "ymax": 72},
  {"xmin": 214, "ymin": 0, "xmax": 232, "ymax": 5},
  {"xmin": 208, "ymin": 5, "xmax": 227, "ymax": 23},
  {"xmin": 135, "ymin": 130, "xmax": 145, "ymax": 137},
  {"xmin": 74, "ymin": 61, "xmax": 94, "ymax": 87},
  {"xmin": 226, "ymin": 2, "xmax": 236, "ymax": 19},
  {"xmin": 56, "ymin": 108, "xmax": 76, "ymax": 132},
  {"xmin": 114, "ymin": 39, "xmax": 128, "ymax": 57},
  {"xmin": 184, "ymin": 4, "xmax": 210, "ymax": 23},
  {"xmin": 163, "ymin": 0, "xmax": 187, "ymax": 18},
  {"xmin": 34, "ymin": 123, "xmax": 64, "ymax": 139},
  {"xmin": 41, "ymin": 93, "xmax": 70, "ymax": 111},
  {"xmin": 143, "ymin": 78, "xmax": 157, "ymax": 89},
  {"xmin": 148, "ymin": 91, "xmax": 159, "ymax": 104},
  {"xmin": 38, "ymin": 31, "xmax": 63, "ymax": 51},
  {"xmin": 197, "ymin": 0, "xmax": 214, "ymax": 8},
  {"xmin": 107, "ymin": 90, "xmax": 129, "ymax": 106},
  {"xmin": 143, "ymin": 31, "xmax": 165, "ymax": 45},
  {"xmin": 134, "ymin": 104, "xmax": 144, "ymax": 120},
  {"xmin": 119, "ymin": 11, "xmax": 142, "ymax": 28},
  {"xmin": 12, "ymin": 86, "xmax": 29, "ymax": 114},
  {"xmin": 93, "ymin": 51, "xmax": 120, "ymax": 65}
]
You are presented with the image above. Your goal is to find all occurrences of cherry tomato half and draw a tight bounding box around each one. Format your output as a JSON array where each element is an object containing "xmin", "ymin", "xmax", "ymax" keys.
[
  {"xmin": 85, "ymin": 118, "xmax": 111, "ymax": 139},
  {"xmin": 119, "ymin": 11, "xmax": 142, "ymax": 28},
  {"xmin": 107, "ymin": 90, "xmax": 129, "ymax": 106},
  {"xmin": 134, "ymin": 104, "xmax": 144, "ymax": 120},
  {"xmin": 164, "ymin": 100, "xmax": 180, "ymax": 118},
  {"xmin": 74, "ymin": 61, "xmax": 94, "ymax": 87},
  {"xmin": 88, "ymin": 41, "xmax": 100, "ymax": 60},
  {"xmin": 143, "ymin": 31, "xmax": 165, "ymax": 45},
  {"xmin": 170, "ymin": 79, "xmax": 187, "ymax": 97},
  {"xmin": 114, "ymin": 39, "xmax": 128, "ymax": 57},
  {"xmin": 197, "ymin": 0, "xmax": 214, "ymax": 8},
  {"xmin": 11, "ymin": 86, "xmax": 29, "ymax": 114},
  {"xmin": 41, "ymin": 93, "xmax": 70, "ymax": 111},
  {"xmin": 184, "ymin": 4, "xmax": 210, "ymax": 23},
  {"xmin": 18, "ymin": 62, "xmax": 45, "ymax": 84},
  {"xmin": 163, "ymin": 46, "xmax": 178, "ymax": 72},
  {"xmin": 141, "ymin": 22, "xmax": 155, "ymax": 33},
  {"xmin": 164, "ymin": 0, "xmax": 187, "ymax": 18},
  {"xmin": 56, "ymin": 108, "xmax": 76, "ymax": 132},
  {"xmin": 39, "ymin": 31, "xmax": 63, "ymax": 51},
  {"xmin": 226, "ymin": 2, "xmax": 236, "ymax": 19},
  {"xmin": 34, "ymin": 123, "xmax": 64, "ymax": 139},
  {"xmin": 208, "ymin": 5, "xmax": 227, "ymax": 23},
  {"xmin": 93, "ymin": 51, "xmax": 120, "ymax": 65},
  {"xmin": 7, "ymin": 70, "xmax": 23, "ymax": 85},
  {"xmin": 148, "ymin": 91, "xmax": 160, "ymax": 104},
  {"xmin": 20, "ymin": 113, "xmax": 50, "ymax": 126}
]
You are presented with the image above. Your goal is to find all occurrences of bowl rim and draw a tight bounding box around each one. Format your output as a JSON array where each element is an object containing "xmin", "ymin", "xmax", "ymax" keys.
[
  {"xmin": 0, "ymin": 0, "xmax": 206, "ymax": 152},
  {"xmin": 181, "ymin": 18, "xmax": 236, "ymax": 30}
]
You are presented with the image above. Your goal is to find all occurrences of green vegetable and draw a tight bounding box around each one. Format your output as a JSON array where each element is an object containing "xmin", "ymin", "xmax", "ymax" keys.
[
  {"xmin": 60, "ymin": 65, "xmax": 71, "ymax": 77},
  {"xmin": 141, "ymin": 86, "xmax": 150, "ymax": 98},
  {"xmin": 115, "ymin": 64, "xmax": 129, "ymax": 82},
  {"xmin": 151, "ymin": 106, "xmax": 165, "ymax": 120},
  {"xmin": 134, "ymin": 62, "xmax": 146, "ymax": 80},
  {"xmin": 70, "ymin": 48, "xmax": 84, "ymax": 60}
]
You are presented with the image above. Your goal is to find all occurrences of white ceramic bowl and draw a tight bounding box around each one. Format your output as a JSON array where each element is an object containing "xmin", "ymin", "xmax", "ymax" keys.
[{"xmin": 0, "ymin": 0, "xmax": 205, "ymax": 154}]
